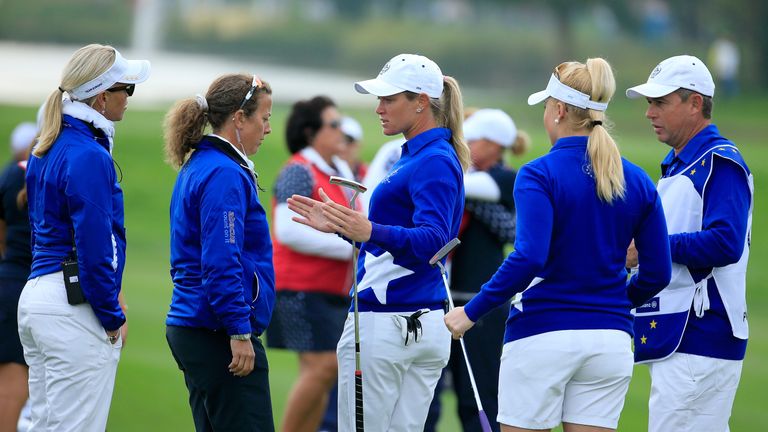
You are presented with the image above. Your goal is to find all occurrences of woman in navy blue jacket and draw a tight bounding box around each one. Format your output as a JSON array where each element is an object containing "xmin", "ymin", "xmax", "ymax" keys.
[
  {"xmin": 17, "ymin": 44, "xmax": 150, "ymax": 431},
  {"xmin": 445, "ymin": 58, "xmax": 672, "ymax": 432},
  {"xmin": 163, "ymin": 74, "xmax": 276, "ymax": 431}
]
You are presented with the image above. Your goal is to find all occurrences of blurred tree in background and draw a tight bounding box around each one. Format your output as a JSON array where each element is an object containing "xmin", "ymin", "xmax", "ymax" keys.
[{"xmin": 0, "ymin": 0, "xmax": 764, "ymax": 90}]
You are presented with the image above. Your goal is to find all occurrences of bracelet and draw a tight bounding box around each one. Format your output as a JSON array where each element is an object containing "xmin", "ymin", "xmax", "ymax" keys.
[{"xmin": 230, "ymin": 333, "xmax": 251, "ymax": 341}]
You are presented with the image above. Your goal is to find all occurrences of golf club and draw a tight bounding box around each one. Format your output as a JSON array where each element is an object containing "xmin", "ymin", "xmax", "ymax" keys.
[
  {"xmin": 329, "ymin": 175, "xmax": 367, "ymax": 431},
  {"xmin": 430, "ymin": 238, "xmax": 493, "ymax": 432}
]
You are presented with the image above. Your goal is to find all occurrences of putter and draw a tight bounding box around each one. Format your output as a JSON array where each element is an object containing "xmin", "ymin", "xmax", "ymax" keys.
[
  {"xmin": 329, "ymin": 175, "xmax": 367, "ymax": 431},
  {"xmin": 430, "ymin": 238, "xmax": 493, "ymax": 432}
]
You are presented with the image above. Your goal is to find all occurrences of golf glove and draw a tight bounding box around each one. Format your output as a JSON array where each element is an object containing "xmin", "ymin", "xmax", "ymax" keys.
[{"xmin": 391, "ymin": 308, "xmax": 430, "ymax": 346}]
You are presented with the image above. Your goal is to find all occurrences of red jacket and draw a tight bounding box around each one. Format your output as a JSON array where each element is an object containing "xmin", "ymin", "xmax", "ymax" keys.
[{"xmin": 272, "ymin": 153, "xmax": 353, "ymax": 296}]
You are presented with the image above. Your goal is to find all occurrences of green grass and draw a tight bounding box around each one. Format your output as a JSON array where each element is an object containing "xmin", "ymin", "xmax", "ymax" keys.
[{"xmin": 2, "ymin": 94, "xmax": 766, "ymax": 431}]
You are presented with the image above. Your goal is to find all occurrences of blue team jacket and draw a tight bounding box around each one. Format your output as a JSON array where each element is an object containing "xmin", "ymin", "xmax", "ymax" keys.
[
  {"xmin": 165, "ymin": 136, "xmax": 275, "ymax": 336},
  {"xmin": 26, "ymin": 115, "xmax": 126, "ymax": 331},
  {"xmin": 464, "ymin": 136, "xmax": 672, "ymax": 343},
  {"xmin": 357, "ymin": 127, "xmax": 464, "ymax": 312}
]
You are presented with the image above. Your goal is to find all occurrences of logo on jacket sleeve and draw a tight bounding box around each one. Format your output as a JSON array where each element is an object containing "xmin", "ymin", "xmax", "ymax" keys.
[{"xmin": 224, "ymin": 211, "xmax": 236, "ymax": 244}]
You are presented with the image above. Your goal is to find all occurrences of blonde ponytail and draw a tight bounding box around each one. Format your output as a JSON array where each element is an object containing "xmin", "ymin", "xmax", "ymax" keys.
[
  {"xmin": 33, "ymin": 90, "xmax": 65, "ymax": 157},
  {"xmin": 558, "ymin": 58, "xmax": 625, "ymax": 203},
  {"xmin": 430, "ymin": 76, "xmax": 470, "ymax": 171}
]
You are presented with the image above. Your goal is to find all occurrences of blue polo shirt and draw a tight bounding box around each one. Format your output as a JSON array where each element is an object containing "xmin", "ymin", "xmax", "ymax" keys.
[
  {"xmin": 464, "ymin": 136, "xmax": 672, "ymax": 344},
  {"xmin": 356, "ymin": 127, "xmax": 464, "ymax": 312},
  {"xmin": 660, "ymin": 125, "xmax": 750, "ymax": 360}
]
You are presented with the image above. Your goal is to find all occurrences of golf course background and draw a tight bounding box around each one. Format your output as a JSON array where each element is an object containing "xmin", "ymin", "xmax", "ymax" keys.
[{"xmin": 1, "ymin": 93, "xmax": 765, "ymax": 430}]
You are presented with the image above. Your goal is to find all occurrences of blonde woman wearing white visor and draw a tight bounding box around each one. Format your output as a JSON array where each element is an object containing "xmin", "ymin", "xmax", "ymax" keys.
[
  {"xmin": 17, "ymin": 44, "xmax": 150, "ymax": 432},
  {"xmin": 445, "ymin": 58, "xmax": 671, "ymax": 432}
]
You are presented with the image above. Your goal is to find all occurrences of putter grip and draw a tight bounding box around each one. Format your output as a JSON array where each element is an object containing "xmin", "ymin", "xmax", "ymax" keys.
[
  {"xmin": 355, "ymin": 371, "xmax": 364, "ymax": 431},
  {"xmin": 479, "ymin": 409, "xmax": 492, "ymax": 432}
]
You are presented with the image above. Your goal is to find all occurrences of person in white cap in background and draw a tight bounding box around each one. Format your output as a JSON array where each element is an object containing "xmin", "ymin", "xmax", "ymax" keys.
[
  {"xmin": 17, "ymin": 44, "xmax": 150, "ymax": 432},
  {"xmin": 339, "ymin": 115, "xmax": 368, "ymax": 182},
  {"xmin": 625, "ymin": 55, "xmax": 753, "ymax": 432},
  {"xmin": 0, "ymin": 121, "xmax": 36, "ymax": 432},
  {"xmin": 425, "ymin": 109, "xmax": 530, "ymax": 432},
  {"xmin": 445, "ymin": 58, "xmax": 672, "ymax": 432},
  {"xmin": 288, "ymin": 53, "xmax": 468, "ymax": 431}
]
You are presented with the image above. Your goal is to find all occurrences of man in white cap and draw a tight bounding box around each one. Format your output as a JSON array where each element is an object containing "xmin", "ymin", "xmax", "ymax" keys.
[{"xmin": 626, "ymin": 55, "xmax": 753, "ymax": 432}]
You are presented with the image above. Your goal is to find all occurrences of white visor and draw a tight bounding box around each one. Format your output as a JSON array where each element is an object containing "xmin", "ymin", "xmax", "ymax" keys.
[
  {"xmin": 69, "ymin": 49, "xmax": 151, "ymax": 100},
  {"xmin": 527, "ymin": 74, "xmax": 608, "ymax": 111}
]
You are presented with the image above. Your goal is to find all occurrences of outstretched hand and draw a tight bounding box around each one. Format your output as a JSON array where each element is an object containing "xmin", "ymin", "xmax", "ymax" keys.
[
  {"xmin": 287, "ymin": 188, "xmax": 372, "ymax": 242},
  {"xmin": 287, "ymin": 189, "xmax": 337, "ymax": 234}
]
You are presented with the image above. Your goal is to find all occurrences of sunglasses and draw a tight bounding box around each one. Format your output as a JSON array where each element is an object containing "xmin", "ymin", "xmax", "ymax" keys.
[
  {"xmin": 239, "ymin": 75, "xmax": 264, "ymax": 110},
  {"xmin": 106, "ymin": 84, "xmax": 135, "ymax": 97}
]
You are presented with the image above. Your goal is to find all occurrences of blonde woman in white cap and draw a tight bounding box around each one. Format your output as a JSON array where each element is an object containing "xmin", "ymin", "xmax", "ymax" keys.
[
  {"xmin": 626, "ymin": 55, "xmax": 753, "ymax": 432},
  {"xmin": 288, "ymin": 53, "xmax": 468, "ymax": 431},
  {"xmin": 445, "ymin": 58, "xmax": 673, "ymax": 432},
  {"xmin": 16, "ymin": 44, "xmax": 149, "ymax": 432}
]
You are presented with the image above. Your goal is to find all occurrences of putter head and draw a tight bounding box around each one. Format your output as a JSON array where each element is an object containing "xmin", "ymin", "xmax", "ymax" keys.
[
  {"xmin": 429, "ymin": 238, "xmax": 461, "ymax": 266},
  {"xmin": 330, "ymin": 176, "xmax": 367, "ymax": 194}
]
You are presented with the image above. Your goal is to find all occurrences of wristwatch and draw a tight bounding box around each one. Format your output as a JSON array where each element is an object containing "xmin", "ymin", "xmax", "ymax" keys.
[
  {"xmin": 108, "ymin": 333, "xmax": 120, "ymax": 344},
  {"xmin": 230, "ymin": 333, "xmax": 251, "ymax": 341}
]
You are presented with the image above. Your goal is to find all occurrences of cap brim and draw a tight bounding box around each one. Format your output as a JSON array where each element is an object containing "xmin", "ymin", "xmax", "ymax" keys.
[
  {"xmin": 354, "ymin": 78, "xmax": 404, "ymax": 97},
  {"xmin": 120, "ymin": 59, "xmax": 151, "ymax": 84},
  {"xmin": 625, "ymin": 82, "xmax": 678, "ymax": 99},
  {"xmin": 527, "ymin": 89, "xmax": 549, "ymax": 106}
]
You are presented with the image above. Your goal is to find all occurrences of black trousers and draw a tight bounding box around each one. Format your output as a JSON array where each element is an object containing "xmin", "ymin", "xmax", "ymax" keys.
[{"xmin": 166, "ymin": 325, "xmax": 274, "ymax": 432}]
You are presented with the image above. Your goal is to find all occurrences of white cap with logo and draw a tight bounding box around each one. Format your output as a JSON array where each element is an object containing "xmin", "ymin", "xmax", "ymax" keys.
[
  {"xmin": 354, "ymin": 54, "xmax": 443, "ymax": 99},
  {"xmin": 463, "ymin": 109, "xmax": 517, "ymax": 148},
  {"xmin": 626, "ymin": 55, "xmax": 715, "ymax": 99},
  {"xmin": 69, "ymin": 48, "xmax": 151, "ymax": 100}
]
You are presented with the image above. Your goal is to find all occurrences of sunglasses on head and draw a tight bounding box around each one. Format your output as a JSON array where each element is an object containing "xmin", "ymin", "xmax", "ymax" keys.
[
  {"xmin": 239, "ymin": 75, "xmax": 264, "ymax": 110},
  {"xmin": 106, "ymin": 84, "xmax": 135, "ymax": 97}
]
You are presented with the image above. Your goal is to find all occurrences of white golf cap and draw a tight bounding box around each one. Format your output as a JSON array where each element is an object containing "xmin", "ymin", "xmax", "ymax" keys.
[
  {"xmin": 340, "ymin": 116, "xmax": 363, "ymax": 142},
  {"xmin": 463, "ymin": 109, "xmax": 517, "ymax": 148},
  {"xmin": 626, "ymin": 55, "xmax": 715, "ymax": 99},
  {"xmin": 528, "ymin": 74, "xmax": 608, "ymax": 111},
  {"xmin": 355, "ymin": 54, "xmax": 443, "ymax": 98},
  {"xmin": 11, "ymin": 122, "xmax": 37, "ymax": 153},
  {"xmin": 69, "ymin": 48, "xmax": 151, "ymax": 100}
]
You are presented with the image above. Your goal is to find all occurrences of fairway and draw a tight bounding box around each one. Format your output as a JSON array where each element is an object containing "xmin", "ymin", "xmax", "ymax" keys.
[{"xmin": 1, "ymin": 95, "xmax": 766, "ymax": 431}]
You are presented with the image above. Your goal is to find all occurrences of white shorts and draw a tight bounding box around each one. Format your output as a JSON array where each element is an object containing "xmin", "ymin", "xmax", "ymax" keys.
[
  {"xmin": 648, "ymin": 352, "xmax": 742, "ymax": 432},
  {"xmin": 497, "ymin": 329, "xmax": 633, "ymax": 430},
  {"xmin": 336, "ymin": 309, "xmax": 450, "ymax": 432},
  {"xmin": 17, "ymin": 272, "xmax": 121, "ymax": 432}
]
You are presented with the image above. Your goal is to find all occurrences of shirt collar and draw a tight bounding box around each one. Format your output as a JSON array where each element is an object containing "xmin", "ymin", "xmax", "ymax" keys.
[
  {"xmin": 660, "ymin": 124, "xmax": 721, "ymax": 175},
  {"xmin": 550, "ymin": 135, "xmax": 588, "ymax": 152},
  {"xmin": 402, "ymin": 127, "xmax": 451, "ymax": 156}
]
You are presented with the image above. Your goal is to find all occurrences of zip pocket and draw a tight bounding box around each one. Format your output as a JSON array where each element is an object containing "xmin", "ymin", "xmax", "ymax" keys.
[{"xmin": 251, "ymin": 271, "xmax": 260, "ymax": 304}]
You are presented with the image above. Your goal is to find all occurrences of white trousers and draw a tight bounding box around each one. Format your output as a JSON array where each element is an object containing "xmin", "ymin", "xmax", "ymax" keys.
[
  {"xmin": 17, "ymin": 272, "xmax": 121, "ymax": 432},
  {"xmin": 336, "ymin": 310, "xmax": 450, "ymax": 432},
  {"xmin": 648, "ymin": 352, "xmax": 742, "ymax": 432}
]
